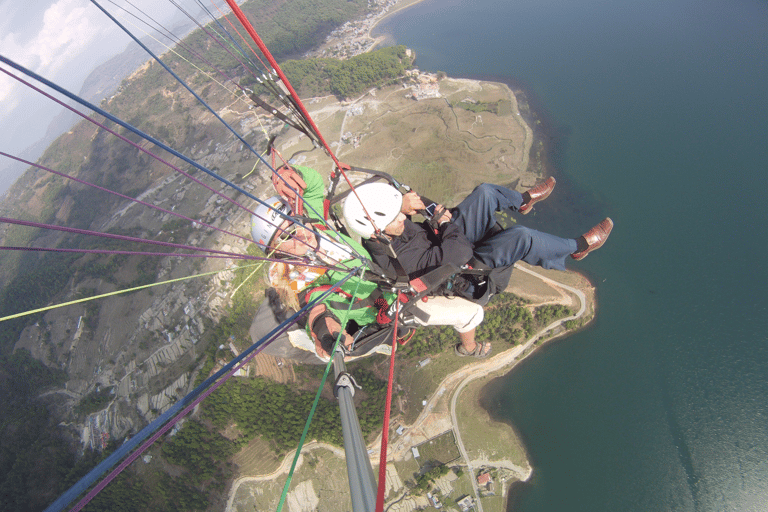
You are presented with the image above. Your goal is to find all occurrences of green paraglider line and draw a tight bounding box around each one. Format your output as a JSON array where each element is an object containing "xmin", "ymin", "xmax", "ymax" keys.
[{"xmin": 276, "ymin": 266, "xmax": 369, "ymax": 512}]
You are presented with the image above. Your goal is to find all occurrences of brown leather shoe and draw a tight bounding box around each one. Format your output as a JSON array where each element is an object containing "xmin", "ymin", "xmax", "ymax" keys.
[
  {"xmin": 519, "ymin": 177, "xmax": 556, "ymax": 214},
  {"xmin": 571, "ymin": 218, "xmax": 614, "ymax": 260}
]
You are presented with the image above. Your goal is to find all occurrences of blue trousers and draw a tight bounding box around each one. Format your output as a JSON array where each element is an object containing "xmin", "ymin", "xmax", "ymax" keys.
[{"xmin": 452, "ymin": 184, "xmax": 577, "ymax": 271}]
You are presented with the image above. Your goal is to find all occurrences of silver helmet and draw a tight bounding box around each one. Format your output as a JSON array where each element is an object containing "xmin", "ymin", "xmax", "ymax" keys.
[{"xmin": 251, "ymin": 196, "xmax": 292, "ymax": 250}]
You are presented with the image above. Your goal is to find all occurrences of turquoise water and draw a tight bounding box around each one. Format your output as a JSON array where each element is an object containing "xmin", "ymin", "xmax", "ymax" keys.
[{"xmin": 375, "ymin": 0, "xmax": 768, "ymax": 510}]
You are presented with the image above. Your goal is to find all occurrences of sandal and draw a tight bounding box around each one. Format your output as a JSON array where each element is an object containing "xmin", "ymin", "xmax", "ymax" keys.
[{"xmin": 454, "ymin": 341, "xmax": 491, "ymax": 358}]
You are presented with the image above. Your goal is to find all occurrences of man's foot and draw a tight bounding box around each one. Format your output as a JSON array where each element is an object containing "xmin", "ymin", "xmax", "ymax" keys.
[
  {"xmin": 455, "ymin": 341, "xmax": 492, "ymax": 358},
  {"xmin": 572, "ymin": 218, "xmax": 614, "ymax": 260},
  {"xmin": 519, "ymin": 177, "xmax": 556, "ymax": 214}
]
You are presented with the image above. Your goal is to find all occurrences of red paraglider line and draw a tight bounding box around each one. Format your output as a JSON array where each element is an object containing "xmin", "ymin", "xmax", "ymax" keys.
[
  {"xmin": 376, "ymin": 301, "xmax": 400, "ymax": 511},
  {"xmin": 223, "ymin": 0, "xmax": 383, "ymax": 234}
]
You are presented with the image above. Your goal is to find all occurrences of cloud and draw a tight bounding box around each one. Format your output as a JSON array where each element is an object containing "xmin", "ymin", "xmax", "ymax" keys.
[
  {"xmin": 1, "ymin": 0, "xmax": 113, "ymax": 80},
  {"xmin": 0, "ymin": 0, "xmax": 122, "ymax": 120},
  {"xmin": 0, "ymin": 0, "xmax": 186, "ymax": 117}
]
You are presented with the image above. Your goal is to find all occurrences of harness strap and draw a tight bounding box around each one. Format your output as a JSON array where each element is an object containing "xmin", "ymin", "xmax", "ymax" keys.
[{"xmin": 367, "ymin": 237, "xmax": 410, "ymax": 284}]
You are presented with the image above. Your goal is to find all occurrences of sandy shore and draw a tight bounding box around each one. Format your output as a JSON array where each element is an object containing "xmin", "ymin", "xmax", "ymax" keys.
[{"xmin": 365, "ymin": 0, "xmax": 433, "ymax": 52}]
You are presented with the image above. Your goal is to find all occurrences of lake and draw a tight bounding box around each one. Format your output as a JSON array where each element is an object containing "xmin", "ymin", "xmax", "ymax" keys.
[{"xmin": 375, "ymin": 0, "xmax": 768, "ymax": 510}]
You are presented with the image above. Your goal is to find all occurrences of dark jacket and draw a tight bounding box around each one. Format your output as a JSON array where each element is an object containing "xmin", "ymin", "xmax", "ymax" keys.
[
  {"xmin": 364, "ymin": 219, "xmax": 473, "ymax": 279},
  {"xmin": 364, "ymin": 219, "xmax": 512, "ymax": 306}
]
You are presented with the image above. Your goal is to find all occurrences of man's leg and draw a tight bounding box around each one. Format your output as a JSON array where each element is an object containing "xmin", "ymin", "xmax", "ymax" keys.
[
  {"xmin": 474, "ymin": 225, "xmax": 578, "ymax": 271},
  {"xmin": 452, "ymin": 179, "xmax": 556, "ymax": 243},
  {"xmin": 457, "ymin": 329, "xmax": 490, "ymax": 356},
  {"xmin": 412, "ymin": 296, "xmax": 490, "ymax": 354},
  {"xmin": 452, "ymin": 184, "xmax": 525, "ymax": 243}
]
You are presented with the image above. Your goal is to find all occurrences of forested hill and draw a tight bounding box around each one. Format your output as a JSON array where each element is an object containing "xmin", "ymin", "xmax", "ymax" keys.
[
  {"xmin": 0, "ymin": 0, "xmax": 414, "ymax": 509},
  {"xmin": 0, "ymin": 0, "xmax": 409, "ymax": 355}
]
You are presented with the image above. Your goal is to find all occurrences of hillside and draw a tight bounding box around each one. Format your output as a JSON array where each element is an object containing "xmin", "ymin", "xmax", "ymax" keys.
[
  {"xmin": 0, "ymin": 0, "xmax": 550, "ymax": 510},
  {"xmin": 0, "ymin": 0, "xmax": 390, "ymax": 509}
]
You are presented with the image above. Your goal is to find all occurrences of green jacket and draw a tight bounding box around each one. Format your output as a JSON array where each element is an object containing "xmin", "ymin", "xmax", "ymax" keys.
[{"xmin": 293, "ymin": 166, "xmax": 395, "ymax": 335}]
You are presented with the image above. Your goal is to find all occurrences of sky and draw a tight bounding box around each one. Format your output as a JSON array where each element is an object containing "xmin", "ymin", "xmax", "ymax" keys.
[{"xmin": 0, "ymin": 0, "xmax": 183, "ymax": 194}]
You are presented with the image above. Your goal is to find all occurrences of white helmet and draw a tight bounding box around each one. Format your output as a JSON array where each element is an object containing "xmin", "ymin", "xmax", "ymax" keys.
[
  {"xmin": 251, "ymin": 196, "xmax": 292, "ymax": 249},
  {"xmin": 342, "ymin": 183, "xmax": 403, "ymax": 238}
]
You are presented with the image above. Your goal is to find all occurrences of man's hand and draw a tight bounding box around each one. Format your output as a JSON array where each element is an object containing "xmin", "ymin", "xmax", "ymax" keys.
[
  {"xmin": 307, "ymin": 305, "xmax": 353, "ymax": 359},
  {"xmin": 435, "ymin": 206, "xmax": 452, "ymax": 224},
  {"xmin": 401, "ymin": 191, "xmax": 426, "ymax": 216},
  {"xmin": 272, "ymin": 165, "xmax": 306, "ymax": 215}
]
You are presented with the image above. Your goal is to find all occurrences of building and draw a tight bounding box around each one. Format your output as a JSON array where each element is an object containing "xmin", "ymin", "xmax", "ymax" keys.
[
  {"xmin": 477, "ymin": 471, "xmax": 493, "ymax": 492},
  {"xmin": 457, "ymin": 495, "xmax": 475, "ymax": 511}
]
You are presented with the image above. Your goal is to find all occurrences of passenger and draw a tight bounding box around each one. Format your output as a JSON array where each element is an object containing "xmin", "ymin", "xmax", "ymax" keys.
[{"xmin": 342, "ymin": 179, "xmax": 613, "ymax": 302}]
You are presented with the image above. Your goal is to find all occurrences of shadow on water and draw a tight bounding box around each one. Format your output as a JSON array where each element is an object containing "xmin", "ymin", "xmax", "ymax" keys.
[{"xmin": 658, "ymin": 366, "xmax": 701, "ymax": 511}]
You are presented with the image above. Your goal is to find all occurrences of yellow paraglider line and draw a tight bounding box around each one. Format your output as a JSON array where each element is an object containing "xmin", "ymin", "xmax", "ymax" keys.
[{"xmin": 0, "ymin": 263, "xmax": 262, "ymax": 323}]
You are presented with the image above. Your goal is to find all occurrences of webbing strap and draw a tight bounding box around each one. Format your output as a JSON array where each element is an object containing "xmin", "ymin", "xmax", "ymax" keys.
[{"xmin": 248, "ymin": 92, "xmax": 319, "ymax": 143}]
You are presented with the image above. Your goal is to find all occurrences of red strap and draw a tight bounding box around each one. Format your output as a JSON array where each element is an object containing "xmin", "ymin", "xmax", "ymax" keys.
[
  {"xmin": 375, "ymin": 302, "xmax": 398, "ymax": 512},
  {"xmin": 375, "ymin": 297, "xmax": 391, "ymax": 325},
  {"xmin": 397, "ymin": 329, "xmax": 415, "ymax": 346},
  {"xmin": 323, "ymin": 198, "xmax": 330, "ymax": 221},
  {"xmin": 409, "ymin": 277, "xmax": 427, "ymax": 293},
  {"xmin": 305, "ymin": 284, "xmax": 352, "ymax": 302}
]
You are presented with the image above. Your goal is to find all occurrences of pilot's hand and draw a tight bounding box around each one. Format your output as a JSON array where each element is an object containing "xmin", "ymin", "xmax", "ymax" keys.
[
  {"xmin": 435, "ymin": 206, "xmax": 452, "ymax": 224},
  {"xmin": 308, "ymin": 305, "xmax": 353, "ymax": 359},
  {"xmin": 272, "ymin": 165, "xmax": 306, "ymax": 215}
]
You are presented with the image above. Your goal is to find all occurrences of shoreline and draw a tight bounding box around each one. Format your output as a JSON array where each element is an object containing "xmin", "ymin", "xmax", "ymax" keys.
[
  {"xmin": 227, "ymin": 2, "xmax": 596, "ymax": 510},
  {"xmin": 227, "ymin": 264, "xmax": 595, "ymax": 511},
  {"xmin": 368, "ymin": 0, "xmax": 432, "ymax": 41}
]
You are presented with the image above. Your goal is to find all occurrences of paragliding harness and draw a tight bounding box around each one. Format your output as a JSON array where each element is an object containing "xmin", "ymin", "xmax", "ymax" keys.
[
  {"xmin": 257, "ymin": 159, "xmax": 508, "ymax": 358},
  {"xmin": 294, "ymin": 263, "xmax": 461, "ymax": 357},
  {"xmin": 324, "ymin": 166, "xmax": 513, "ymax": 306}
]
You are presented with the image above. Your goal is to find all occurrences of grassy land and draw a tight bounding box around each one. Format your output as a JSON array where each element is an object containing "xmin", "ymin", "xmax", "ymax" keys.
[
  {"xmin": 456, "ymin": 379, "xmax": 527, "ymax": 467},
  {"xmin": 230, "ymin": 447, "xmax": 353, "ymax": 512},
  {"xmin": 396, "ymin": 349, "xmax": 471, "ymax": 424},
  {"xmin": 231, "ymin": 436, "xmax": 282, "ymax": 477},
  {"xmin": 414, "ymin": 430, "xmax": 461, "ymax": 467}
]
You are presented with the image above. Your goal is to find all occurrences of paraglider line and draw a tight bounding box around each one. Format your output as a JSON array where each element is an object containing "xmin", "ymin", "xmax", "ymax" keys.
[
  {"xmin": 46, "ymin": 270, "xmax": 359, "ymax": 512},
  {"xmin": 209, "ymin": 0, "xmax": 270, "ymax": 70},
  {"xmin": 0, "ymin": 262, "xmax": 250, "ymax": 323},
  {"xmin": 0, "ymin": 151, "xmax": 254, "ymax": 246},
  {"xmin": 0, "ymin": 216, "xmax": 355, "ymax": 276},
  {"xmin": 375, "ymin": 301, "xmax": 400, "ymax": 512},
  {"xmin": 107, "ymin": 0, "xmax": 245, "ymax": 94},
  {"xmin": 162, "ymin": 0, "xmax": 263, "ymax": 81},
  {"xmin": 0, "ymin": 217, "xmax": 247, "ymax": 258},
  {"xmin": 276, "ymin": 267, "xmax": 368, "ymax": 512},
  {"xmin": 223, "ymin": 0, "xmax": 384, "ymax": 237},
  {"xmin": 0, "ymin": 61, "xmax": 356, "ymax": 266},
  {"xmin": 88, "ymin": 1, "xmax": 357, "ymax": 262},
  {"xmin": 0, "ymin": 246, "xmax": 247, "ymax": 260},
  {"xmin": 189, "ymin": 0, "xmax": 265, "ymax": 74}
]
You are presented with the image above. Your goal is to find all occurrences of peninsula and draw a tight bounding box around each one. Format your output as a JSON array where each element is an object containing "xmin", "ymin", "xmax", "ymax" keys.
[{"xmin": 225, "ymin": 27, "xmax": 595, "ymax": 512}]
